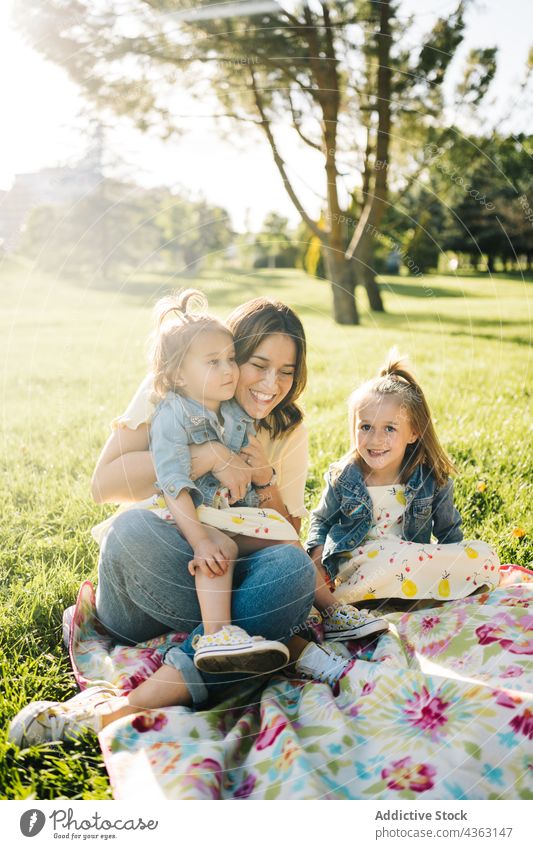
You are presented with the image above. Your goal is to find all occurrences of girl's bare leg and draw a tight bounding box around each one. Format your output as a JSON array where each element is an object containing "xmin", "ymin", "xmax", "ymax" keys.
[
  {"xmin": 195, "ymin": 563, "xmax": 235, "ymax": 634},
  {"xmin": 313, "ymin": 566, "xmax": 340, "ymax": 615},
  {"xmin": 192, "ymin": 526, "xmax": 238, "ymax": 634},
  {"xmin": 287, "ymin": 635, "xmax": 310, "ymax": 662}
]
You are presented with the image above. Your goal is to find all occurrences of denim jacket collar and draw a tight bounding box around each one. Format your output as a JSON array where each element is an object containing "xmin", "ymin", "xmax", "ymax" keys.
[
  {"xmin": 222, "ymin": 398, "xmax": 256, "ymax": 428},
  {"xmin": 165, "ymin": 392, "xmax": 254, "ymax": 430},
  {"xmin": 335, "ymin": 458, "xmax": 430, "ymax": 497}
]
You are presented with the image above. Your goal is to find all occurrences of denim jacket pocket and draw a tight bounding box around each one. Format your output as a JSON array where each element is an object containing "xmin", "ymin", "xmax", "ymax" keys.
[
  {"xmin": 339, "ymin": 496, "xmax": 366, "ymax": 518},
  {"xmin": 189, "ymin": 424, "xmax": 218, "ymax": 444},
  {"xmin": 413, "ymin": 496, "xmax": 432, "ymax": 519}
]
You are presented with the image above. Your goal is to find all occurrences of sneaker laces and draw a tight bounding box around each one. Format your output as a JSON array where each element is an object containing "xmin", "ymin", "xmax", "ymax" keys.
[
  {"xmin": 321, "ymin": 644, "xmax": 351, "ymax": 682},
  {"xmin": 336, "ymin": 606, "xmax": 377, "ymax": 624},
  {"xmin": 298, "ymin": 643, "xmax": 350, "ymax": 686},
  {"xmin": 48, "ymin": 689, "xmax": 119, "ymax": 738},
  {"xmin": 33, "ymin": 706, "xmax": 95, "ymax": 742},
  {"xmin": 193, "ymin": 626, "xmax": 262, "ymax": 648}
]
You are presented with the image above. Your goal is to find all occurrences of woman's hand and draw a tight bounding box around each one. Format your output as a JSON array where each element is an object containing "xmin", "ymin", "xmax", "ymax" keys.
[
  {"xmin": 213, "ymin": 452, "xmax": 252, "ymax": 504},
  {"xmin": 190, "ymin": 443, "xmax": 251, "ymax": 504},
  {"xmin": 239, "ymin": 435, "xmax": 272, "ymax": 487}
]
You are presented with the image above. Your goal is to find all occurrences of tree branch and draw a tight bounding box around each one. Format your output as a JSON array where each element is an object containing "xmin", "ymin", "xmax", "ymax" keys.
[
  {"xmin": 346, "ymin": 0, "xmax": 392, "ymax": 259},
  {"xmin": 250, "ymin": 69, "xmax": 325, "ymax": 239},
  {"xmin": 288, "ymin": 92, "xmax": 323, "ymax": 151}
]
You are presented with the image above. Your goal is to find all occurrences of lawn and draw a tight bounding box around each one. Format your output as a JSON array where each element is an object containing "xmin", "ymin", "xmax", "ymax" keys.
[{"xmin": 0, "ymin": 256, "xmax": 531, "ymax": 798}]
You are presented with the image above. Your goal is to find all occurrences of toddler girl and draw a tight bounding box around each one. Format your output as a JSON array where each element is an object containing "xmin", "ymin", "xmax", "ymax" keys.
[
  {"xmin": 295, "ymin": 349, "xmax": 499, "ymax": 683},
  {"xmin": 146, "ymin": 289, "xmax": 296, "ymax": 675}
]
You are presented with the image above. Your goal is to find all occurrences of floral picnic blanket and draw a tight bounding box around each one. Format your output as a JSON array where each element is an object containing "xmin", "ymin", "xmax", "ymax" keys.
[{"xmin": 68, "ymin": 567, "xmax": 533, "ymax": 800}]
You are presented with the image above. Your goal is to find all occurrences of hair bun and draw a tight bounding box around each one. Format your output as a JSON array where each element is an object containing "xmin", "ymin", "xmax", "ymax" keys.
[
  {"xmin": 154, "ymin": 289, "xmax": 209, "ymax": 328},
  {"xmin": 176, "ymin": 289, "xmax": 209, "ymax": 315},
  {"xmin": 379, "ymin": 346, "xmax": 416, "ymax": 385}
]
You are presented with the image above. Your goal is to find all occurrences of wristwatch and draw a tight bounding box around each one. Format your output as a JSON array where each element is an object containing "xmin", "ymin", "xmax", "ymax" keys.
[{"xmin": 255, "ymin": 467, "xmax": 277, "ymax": 489}]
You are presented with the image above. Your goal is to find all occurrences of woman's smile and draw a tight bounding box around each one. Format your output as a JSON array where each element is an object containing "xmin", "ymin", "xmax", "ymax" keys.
[
  {"xmin": 235, "ymin": 333, "xmax": 297, "ymax": 420},
  {"xmin": 249, "ymin": 389, "xmax": 276, "ymax": 405}
]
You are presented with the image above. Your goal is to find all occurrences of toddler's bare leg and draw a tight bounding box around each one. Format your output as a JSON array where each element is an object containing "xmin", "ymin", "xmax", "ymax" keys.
[
  {"xmin": 191, "ymin": 527, "xmax": 238, "ymax": 634},
  {"xmin": 195, "ymin": 562, "xmax": 236, "ymax": 634}
]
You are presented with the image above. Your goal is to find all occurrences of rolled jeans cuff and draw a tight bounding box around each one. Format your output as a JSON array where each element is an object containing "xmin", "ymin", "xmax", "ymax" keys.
[{"xmin": 162, "ymin": 645, "xmax": 209, "ymax": 706}]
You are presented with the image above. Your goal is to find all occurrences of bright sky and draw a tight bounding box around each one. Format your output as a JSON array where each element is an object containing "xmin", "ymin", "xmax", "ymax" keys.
[{"xmin": 1, "ymin": 0, "xmax": 531, "ymax": 231}]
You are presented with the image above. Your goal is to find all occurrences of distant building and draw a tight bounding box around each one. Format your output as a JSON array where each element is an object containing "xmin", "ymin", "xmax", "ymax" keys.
[{"xmin": 0, "ymin": 158, "xmax": 102, "ymax": 253}]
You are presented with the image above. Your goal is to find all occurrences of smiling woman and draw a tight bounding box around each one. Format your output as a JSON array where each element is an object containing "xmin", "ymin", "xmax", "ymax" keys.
[
  {"xmin": 8, "ymin": 292, "xmax": 316, "ymax": 747},
  {"xmin": 234, "ymin": 333, "xmax": 296, "ymax": 420}
]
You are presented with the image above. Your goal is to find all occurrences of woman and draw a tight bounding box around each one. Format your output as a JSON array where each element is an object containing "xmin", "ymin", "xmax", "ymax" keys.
[{"xmin": 9, "ymin": 297, "xmax": 321, "ymax": 746}]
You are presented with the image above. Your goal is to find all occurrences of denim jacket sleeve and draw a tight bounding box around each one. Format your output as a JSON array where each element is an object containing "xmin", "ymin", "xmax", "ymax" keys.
[
  {"xmin": 150, "ymin": 400, "xmax": 203, "ymax": 506},
  {"xmin": 305, "ymin": 469, "xmax": 342, "ymax": 552},
  {"xmin": 432, "ymin": 478, "xmax": 463, "ymax": 543}
]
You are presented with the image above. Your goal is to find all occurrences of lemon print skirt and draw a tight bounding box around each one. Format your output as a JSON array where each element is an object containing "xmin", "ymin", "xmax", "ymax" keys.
[{"xmin": 332, "ymin": 485, "xmax": 500, "ymax": 604}]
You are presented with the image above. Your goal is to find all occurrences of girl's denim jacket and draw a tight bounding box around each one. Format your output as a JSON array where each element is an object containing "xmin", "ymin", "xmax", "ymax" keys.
[
  {"xmin": 306, "ymin": 461, "xmax": 463, "ymax": 579},
  {"xmin": 150, "ymin": 392, "xmax": 259, "ymax": 508}
]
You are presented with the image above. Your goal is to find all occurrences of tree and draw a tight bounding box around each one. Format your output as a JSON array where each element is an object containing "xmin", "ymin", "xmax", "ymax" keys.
[
  {"xmin": 253, "ymin": 212, "xmax": 297, "ymax": 268},
  {"xmin": 155, "ymin": 197, "xmax": 234, "ymax": 271},
  {"xmin": 19, "ymin": 181, "xmax": 234, "ymax": 277},
  {"xmin": 419, "ymin": 133, "xmax": 533, "ymax": 271},
  {"xmin": 17, "ymin": 1, "xmax": 491, "ymax": 322}
]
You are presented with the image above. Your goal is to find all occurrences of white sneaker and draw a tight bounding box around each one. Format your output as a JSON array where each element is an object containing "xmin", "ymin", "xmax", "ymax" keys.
[
  {"xmin": 8, "ymin": 686, "xmax": 125, "ymax": 748},
  {"xmin": 295, "ymin": 642, "xmax": 352, "ymax": 686},
  {"xmin": 192, "ymin": 624, "xmax": 289, "ymax": 674},
  {"xmin": 323, "ymin": 605, "xmax": 389, "ymax": 641}
]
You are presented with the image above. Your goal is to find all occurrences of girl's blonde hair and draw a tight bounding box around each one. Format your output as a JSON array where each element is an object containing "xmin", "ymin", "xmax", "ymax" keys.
[
  {"xmin": 347, "ymin": 348, "xmax": 455, "ymax": 486},
  {"xmin": 150, "ymin": 289, "xmax": 231, "ymax": 399}
]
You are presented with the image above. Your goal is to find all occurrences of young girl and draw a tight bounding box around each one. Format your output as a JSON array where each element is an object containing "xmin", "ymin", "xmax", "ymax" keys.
[
  {"xmin": 295, "ymin": 349, "xmax": 500, "ymax": 683},
  {"xmin": 145, "ymin": 289, "xmax": 297, "ymax": 676}
]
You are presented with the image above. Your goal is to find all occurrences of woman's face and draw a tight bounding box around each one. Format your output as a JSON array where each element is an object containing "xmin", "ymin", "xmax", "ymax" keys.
[{"xmin": 234, "ymin": 333, "xmax": 297, "ymax": 420}]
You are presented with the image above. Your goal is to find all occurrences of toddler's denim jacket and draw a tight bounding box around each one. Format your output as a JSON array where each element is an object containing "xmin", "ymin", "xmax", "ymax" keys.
[
  {"xmin": 150, "ymin": 392, "xmax": 258, "ymax": 507},
  {"xmin": 305, "ymin": 460, "xmax": 463, "ymax": 579}
]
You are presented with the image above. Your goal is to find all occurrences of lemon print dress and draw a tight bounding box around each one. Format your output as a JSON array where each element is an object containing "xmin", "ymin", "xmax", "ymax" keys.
[{"xmin": 333, "ymin": 485, "xmax": 499, "ymax": 604}]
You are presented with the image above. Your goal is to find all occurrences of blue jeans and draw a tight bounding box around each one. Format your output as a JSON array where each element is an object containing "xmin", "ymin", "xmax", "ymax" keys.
[{"xmin": 95, "ymin": 510, "xmax": 315, "ymax": 706}]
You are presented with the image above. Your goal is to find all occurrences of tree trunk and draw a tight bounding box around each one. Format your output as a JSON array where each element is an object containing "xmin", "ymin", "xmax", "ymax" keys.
[
  {"xmin": 363, "ymin": 267, "xmax": 384, "ymax": 311},
  {"xmin": 323, "ymin": 245, "xmax": 359, "ymax": 325},
  {"xmin": 350, "ymin": 230, "xmax": 385, "ymax": 311},
  {"xmin": 345, "ymin": 0, "xmax": 392, "ymax": 314}
]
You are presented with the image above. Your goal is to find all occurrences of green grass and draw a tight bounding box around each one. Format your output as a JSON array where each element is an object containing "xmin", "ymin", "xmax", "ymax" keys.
[{"xmin": 0, "ymin": 256, "xmax": 531, "ymax": 798}]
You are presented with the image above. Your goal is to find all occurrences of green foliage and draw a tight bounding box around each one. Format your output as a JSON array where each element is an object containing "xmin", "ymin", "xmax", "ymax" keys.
[
  {"xmin": 402, "ymin": 206, "xmax": 443, "ymax": 273},
  {"xmin": 19, "ymin": 182, "xmax": 234, "ymax": 277},
  {"xmin": 383, "ymin": 131, "xmax": 533, "ymax": 273},
  {"xmin": 436, "ymin": 134, "xmax": 533, "ymax": 268},
  {"xmin": 416, "ymin": 3, "xmax": 465, "ymax": 90},
  {"xmin": 16, "ymin": 1, "xmax": 488, "ymax": 320},
  {"xmin": 155, "ymin": 197, "xmax": 233, "ymax": 270},
  {"xmin": 0, "ymin": 259, "xmax": 530, "ymax": 797},
  {"xmin": 456, "ymin": 48, "xmax": 498, "ymax": 107},
  {"xmin": 253, "ymin": 213, "xmax": 298, "ymax": 269}
]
